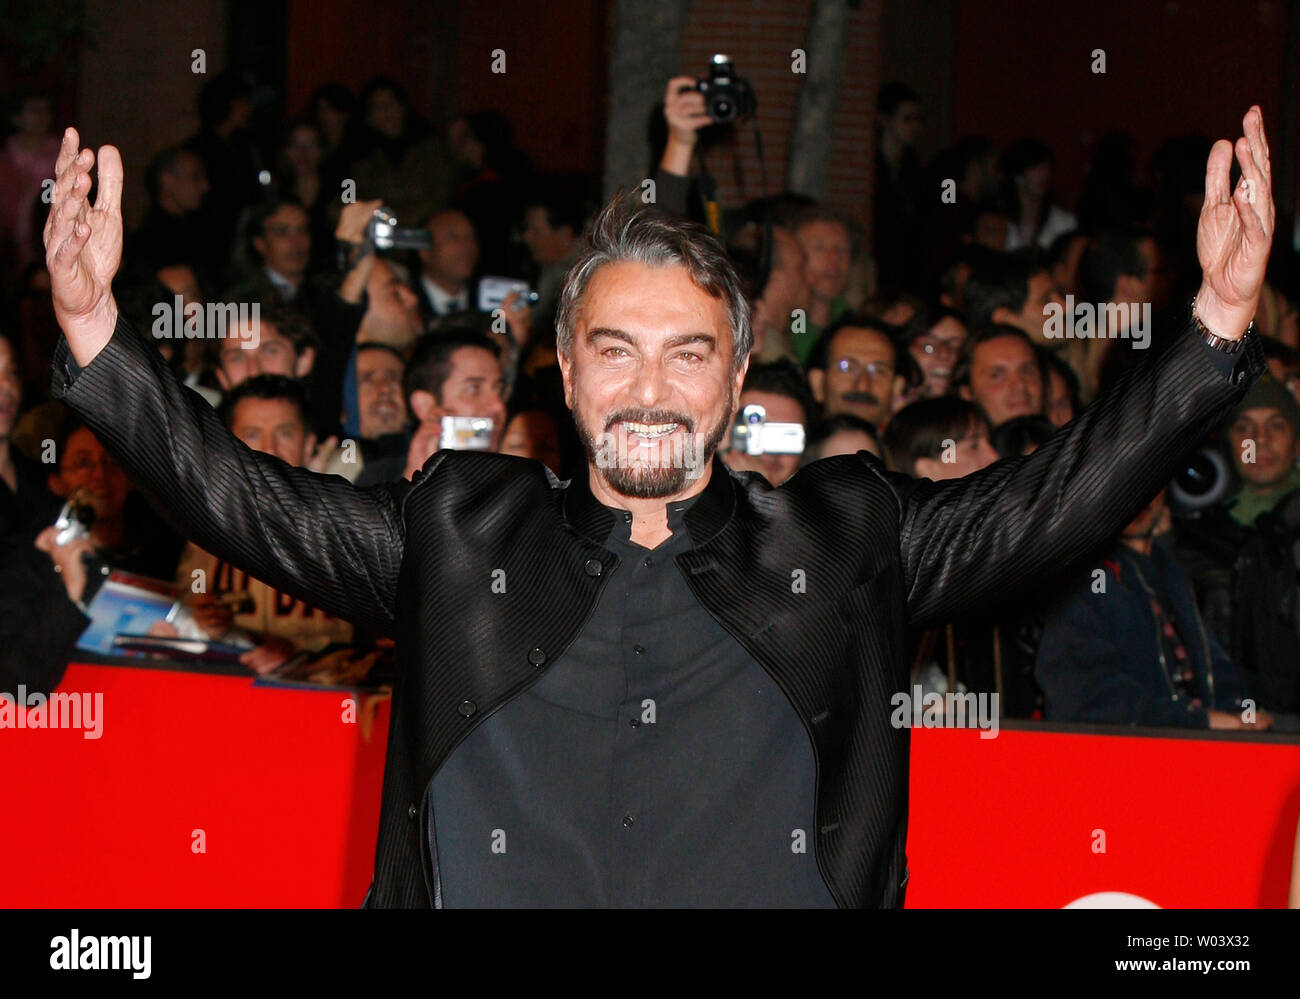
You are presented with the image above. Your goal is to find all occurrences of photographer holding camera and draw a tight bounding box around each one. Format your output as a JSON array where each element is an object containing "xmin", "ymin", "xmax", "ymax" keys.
[
  {"xmin": 658, "ymin": 75, "xmax": 714, "ymax": 211},
  {"xmin": 656, "ymin": 57, "xmax": 755, "ymax": 227},
  {"xmin": 301, "ymin": 197, "xmax": 425, "ymax": 449}
]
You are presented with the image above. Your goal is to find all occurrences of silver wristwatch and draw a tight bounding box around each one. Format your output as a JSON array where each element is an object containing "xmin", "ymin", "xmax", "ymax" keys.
[{"xmin": 1190, "ymin": 296, "xmax": 1251, "ymax": 354}]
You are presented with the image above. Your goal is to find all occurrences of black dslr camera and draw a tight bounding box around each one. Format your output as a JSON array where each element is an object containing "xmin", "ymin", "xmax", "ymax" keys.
[{"xmin": 694, "ymin": 54, "xmax": 756, "ymax": 125}]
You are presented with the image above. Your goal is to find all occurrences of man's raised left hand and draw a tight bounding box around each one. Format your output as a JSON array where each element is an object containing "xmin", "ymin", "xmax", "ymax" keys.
[{"xmin": 1194, "ymin": 106, "xmax": 1275, "ymax": 339}]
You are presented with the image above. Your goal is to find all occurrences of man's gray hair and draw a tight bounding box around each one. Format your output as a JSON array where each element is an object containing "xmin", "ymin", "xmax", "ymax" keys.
[{"xmin": 555, "ymin": 193, "xmax": 752, "ymax": 371}]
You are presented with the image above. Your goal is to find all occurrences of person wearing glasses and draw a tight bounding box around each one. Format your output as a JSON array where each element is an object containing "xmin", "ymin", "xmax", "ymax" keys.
[
  {"xmin": 894, "ymin": 304, "xmax": 968, "ymax": 409},
  {"xmin": 807, "ymin": 313, "xmax": 906, "ymax": 430}
]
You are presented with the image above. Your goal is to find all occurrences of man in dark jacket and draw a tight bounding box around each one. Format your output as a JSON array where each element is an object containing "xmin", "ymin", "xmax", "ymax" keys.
[
  {"xmin": 1036, "ymin": 489, "xmax": 1260, "ymax": 729},
  {"xmin": 1174, "ymin": 378, "xmax": 1300, "ymax": 717},
  {"xmin": 42, "ymin": 109, "xmax": 1275, "ymax": 908}
]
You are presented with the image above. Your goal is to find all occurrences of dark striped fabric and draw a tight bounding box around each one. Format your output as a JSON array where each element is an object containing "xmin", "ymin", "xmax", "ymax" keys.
[{"xmin": 52, "ymin": 313, "xmax": 1262, "ymax": 907}]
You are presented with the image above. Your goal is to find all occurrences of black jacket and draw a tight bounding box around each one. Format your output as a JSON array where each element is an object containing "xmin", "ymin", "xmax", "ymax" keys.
[
  {"xmin": 1232, "ymin": 488, "xmax": 1300, "ymax": 712},
  {"xmin": 1035, "ymin": 537, "xmax": 1246, "ymax": 727},
  {"xmin": 51, "ymin": 312, "xmax": 1262, "ymax": 907},
  {"xmin": 0, "ymin": 531, "xmax": 87, "ymax": 696},
  {"xmin": 1174, "ymin": 495, "xmax": 1300, "ymax": 714}
]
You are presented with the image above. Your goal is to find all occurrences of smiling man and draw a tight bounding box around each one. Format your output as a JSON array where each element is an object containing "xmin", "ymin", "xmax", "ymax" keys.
[
  {"xmin": 953, "ymin": 325, "xmax": 1045, "ymax": 428},
  {"xmin": 1227, "ymin": 376, "xmax": 1300, "ymax": 526},
  {"xmin": 43, "ymin": 109, "xmax": 1275, "ymax": 907},
  {"xmin": 556, "ymin": 221, "xmax": 744, "ymax": 541}
]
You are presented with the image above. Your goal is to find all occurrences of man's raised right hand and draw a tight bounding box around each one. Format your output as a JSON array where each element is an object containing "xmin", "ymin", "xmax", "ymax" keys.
[
  {"xmin": 44, "ymin": 127, "xmax": 124, "ymax": 366},
  {"xmin": 660, "ymin": 77, "xmax": 711, "ymax": 177}
]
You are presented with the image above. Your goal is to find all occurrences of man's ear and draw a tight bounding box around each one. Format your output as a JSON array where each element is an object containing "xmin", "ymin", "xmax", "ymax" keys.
[
  {"xmin": 215, "ymin": 366, "xmax": 233, "ymax": 391},
  {"xmin": 301, "ymin": 432, "xmax": 318, "ymax": 466},
  {"xmin": 48, "ymin": 472, "xmax": 69, "ymax": 498},
  {"xmin": 731, "ymin": 355, "xmax": 749, "ymax": 409},
  {"xmin": 958, "ymin": 384, "xmax": 972, "ymax": 402},
  {"xmin": 409, "ymin": 389, "xmax": 440, "ymax": 424},
  {"xmin": 294, "ymin": 346, "xmax": 316, "ymax": 378},
  {"xmin": 252, "ymin": 235, "xmax": 267, "ymax": 262},
  {"xmin": 557, "ymin": 346, "xmax": 574, "ymax": 410},
  {"xmin": 990, "ymin": 306, "xmax": 1015, "ymax": 327},
  {"xmin": 808, "ymin": 368, "xmax": 826, "ymax": 404},
  {"xmin": 913, "ymin": 456, "xmax": 941, "ymax": 481}
]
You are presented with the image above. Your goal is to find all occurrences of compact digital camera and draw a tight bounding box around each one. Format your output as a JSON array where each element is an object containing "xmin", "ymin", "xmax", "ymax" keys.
[
  {"xmin": 440, "ymin": 416, "xmax": 494, "ymax": 451},
  {"xmin": 53, "ymin": 493, "xmax": 96, "ymax": 546}
]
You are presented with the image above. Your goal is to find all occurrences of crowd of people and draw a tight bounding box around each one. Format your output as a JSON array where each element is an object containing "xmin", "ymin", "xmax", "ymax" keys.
[{"xmin": 1, "ymin": 72, "xmax": 1297, "ymax": 732}]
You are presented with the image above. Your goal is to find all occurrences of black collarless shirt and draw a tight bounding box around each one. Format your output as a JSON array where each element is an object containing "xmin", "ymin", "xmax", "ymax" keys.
[{"xmin": 428, "ymin": 493, "xmax": 836, "ymax": 907}]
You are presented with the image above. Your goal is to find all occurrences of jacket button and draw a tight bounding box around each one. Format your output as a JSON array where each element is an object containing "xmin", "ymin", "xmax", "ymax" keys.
[
  {"xmin": 584, "ymin": 558, "xmax": 603, "ymax": 577},
  {"xmin": 407, "ymin": 803, "xmax": 418, "ymax": 821},
  {"xmin": 457, "ymin": 700, "xmax": 476, "ymax": 717},
  {"xmin": 528, "ymin": 646, "xmax": 547, "ymax": 666}
]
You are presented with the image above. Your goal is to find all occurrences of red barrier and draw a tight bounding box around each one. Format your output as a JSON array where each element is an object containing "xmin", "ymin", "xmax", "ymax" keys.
[
  {"xmin": 1, "ymin": 663, "xmax": 388, "ymax": 908},
  {"xmin": 905, "ymin": 725, "xmax": 1300, "ymax": 908},
  {"xmin": 2, "ymin": 663, "xmax": 1297, "ymax": 907}
]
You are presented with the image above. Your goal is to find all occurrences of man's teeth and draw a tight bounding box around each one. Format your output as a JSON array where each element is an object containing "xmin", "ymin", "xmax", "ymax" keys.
[{"xmin": 623, "ymin": 422, "xmax": 678, "ymax": 438}]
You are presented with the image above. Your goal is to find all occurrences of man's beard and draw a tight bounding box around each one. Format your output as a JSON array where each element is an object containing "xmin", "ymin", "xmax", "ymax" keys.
[{"xmin": 573, "ymin": 390, "xmax": 733, "ymax": 499}]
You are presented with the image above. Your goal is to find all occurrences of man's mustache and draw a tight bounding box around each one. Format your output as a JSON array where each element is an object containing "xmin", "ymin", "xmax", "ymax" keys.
[
  {"xmin": 840, "ymin": 392, "xmax": 879, "ymax": 407},
  {"xmin": 604, "ymin": 409, "xmax": 694, "ymax": 433}
]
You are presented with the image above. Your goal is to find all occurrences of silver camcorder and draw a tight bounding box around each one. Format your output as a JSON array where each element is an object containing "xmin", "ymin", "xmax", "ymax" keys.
[
  {"xmin": 367, "ymin": 206, "xmax": 432, "ymax": 251},
  {"xmin": 478, "ymin": 276, "xmax": 539, "ymax": 313},
  {"xmin": 729, "ymin": 404, "xmax": 804, "ymax": 456}
]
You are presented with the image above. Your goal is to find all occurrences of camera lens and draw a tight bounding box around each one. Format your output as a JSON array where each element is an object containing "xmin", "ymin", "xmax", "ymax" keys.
[
  {"xmin": 1169, "ymin": 446, "xmax": 1234, "ymax": 513},
  {"xmin": 1176, "ymin": 453, "xmax": 1217, "ymax": 497}
]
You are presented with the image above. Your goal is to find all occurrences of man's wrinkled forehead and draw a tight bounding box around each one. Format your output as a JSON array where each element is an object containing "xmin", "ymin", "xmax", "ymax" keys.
[
  {"xmin": 447, "ymin": 345, "xmax": 502, "ymax": 377},
  {"xmin": 1237, "ymin": 405, "xmax": 1296, "ymax": 430},
  {"xmin": 430, "ymin": 210, "xmax": 473, "ymax": 237},
  {"xmin": 975, "ymin": 335, "xmax": 1034, "ymax": 369},
  {"xmin": 575, "ymin": 261, "xmax": 731, "ymax": 350},
  {"xmin": 830, "ymin": 326, "xmax": 894, "ymax": 363}
]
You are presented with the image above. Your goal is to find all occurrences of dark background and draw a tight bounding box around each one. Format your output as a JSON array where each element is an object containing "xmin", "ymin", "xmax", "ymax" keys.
[{"xmin": 2, "ymin": 0, "xmax": 1296, "ymax": 244}]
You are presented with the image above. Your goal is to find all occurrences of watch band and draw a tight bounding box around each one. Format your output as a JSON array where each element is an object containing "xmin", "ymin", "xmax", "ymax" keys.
[{"xmin": 1190, "ymin": 296, "xmax": 1250, "ymax": 354}]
